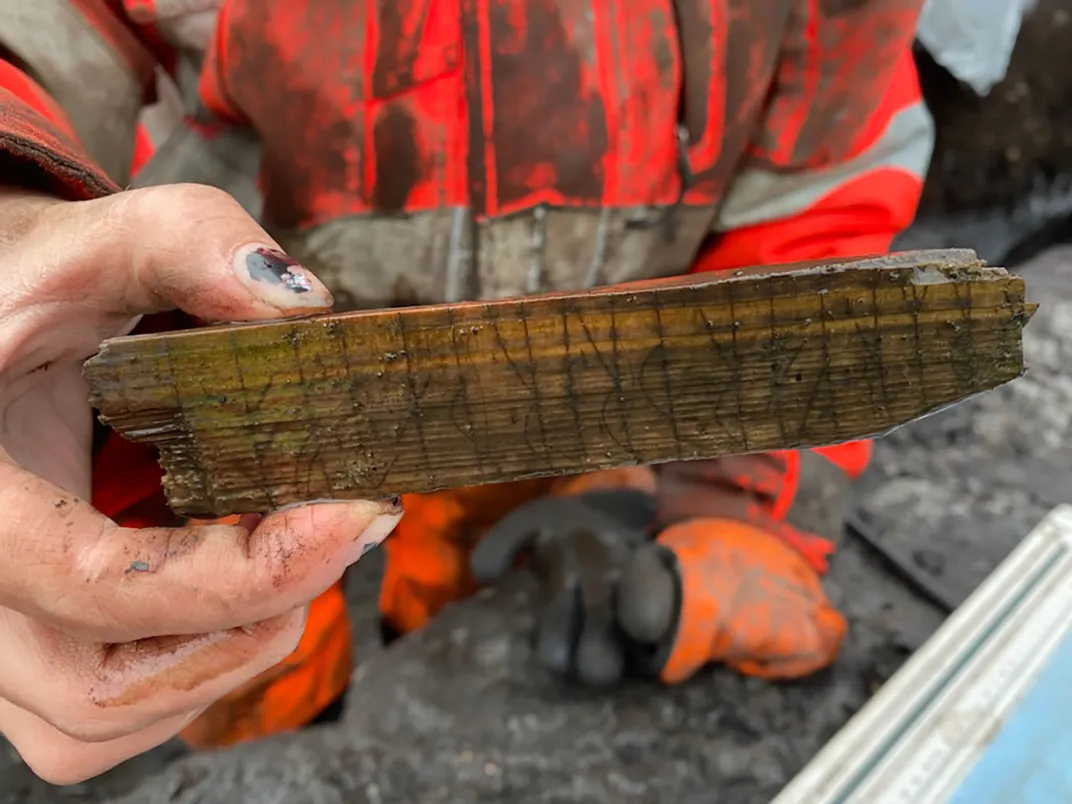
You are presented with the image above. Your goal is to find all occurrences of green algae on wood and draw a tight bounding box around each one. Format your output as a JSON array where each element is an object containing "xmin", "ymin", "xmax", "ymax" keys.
[{"xmin": 83, "ymin": 249, "xmax": 1036, "ymax": 517}]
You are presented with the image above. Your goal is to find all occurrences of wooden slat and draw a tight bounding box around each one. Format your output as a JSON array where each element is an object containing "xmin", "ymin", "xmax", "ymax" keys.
[{"xmin": 83, "ymin": 249, "xmax": 1036, "ymax": 517}]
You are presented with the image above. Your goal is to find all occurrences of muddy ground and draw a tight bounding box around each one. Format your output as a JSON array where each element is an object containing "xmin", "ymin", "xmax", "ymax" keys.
[
  {"xmin": 2, "ymin": 235, "xmax": 1069, "ymax": 802},
  {"xmin": 7, "ymin": 19, "xmax": 1072, "ymax": 797}
]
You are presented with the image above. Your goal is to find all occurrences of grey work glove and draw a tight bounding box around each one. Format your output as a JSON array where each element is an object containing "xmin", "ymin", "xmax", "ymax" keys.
[{"xmin": 469, "ymin": 489, "xmax": 679, "ymax": 686}]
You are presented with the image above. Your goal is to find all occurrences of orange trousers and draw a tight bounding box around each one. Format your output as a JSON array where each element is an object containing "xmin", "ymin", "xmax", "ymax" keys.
[
  {"xmin": 178, "ymin": 472, "xmax": 629, "ymax": 748},
  {"xmin": 178, "ymin": 480, "xmax": 553, "ymax": 749},
  {"xmin": 180, "ymin": 444, "xmax": 867, "ymax": 749},
  {"xmin": 179, "ymin": 578, "xmax": 352, "ymax": 750}
]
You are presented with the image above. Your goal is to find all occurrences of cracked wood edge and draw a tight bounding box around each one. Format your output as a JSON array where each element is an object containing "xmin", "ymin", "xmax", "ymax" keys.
[{"xmin": 83, "ymin": 249, "xmax": 1037, "ymax": 517}]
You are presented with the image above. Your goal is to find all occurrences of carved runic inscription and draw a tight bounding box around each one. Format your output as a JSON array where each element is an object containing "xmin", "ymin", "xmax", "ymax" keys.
[{"xmin": 83, "ymin": 250, "xmax": 1035, "ymax": 517}]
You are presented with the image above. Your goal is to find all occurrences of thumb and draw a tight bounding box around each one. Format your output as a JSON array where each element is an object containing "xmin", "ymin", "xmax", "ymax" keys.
[{"xmin": 11, "ymin": 183, "xmax": 334, "ymax": 327}]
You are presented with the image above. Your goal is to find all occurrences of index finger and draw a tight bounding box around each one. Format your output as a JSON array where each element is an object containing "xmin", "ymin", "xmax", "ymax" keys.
[{"xmin": 0, "ymin": 457, "xmax": 401, "ymax": 643}]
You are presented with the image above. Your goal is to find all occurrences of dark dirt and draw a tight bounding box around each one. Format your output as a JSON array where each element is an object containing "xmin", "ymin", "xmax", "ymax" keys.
[
  {"xmin": 7, "ymin": 11, "xmax": 1072, "ymax": 799},
  {"xmin": 907, "ymin": 0, "xmax": 1072, "ymax": 268},
  {"xmin": 915, "ymin": 0, "xmax": 1072, "ymax": 217},
  {"xmin": 4, "ymin": 242, "xmax": 1070, "ymax": 803}
]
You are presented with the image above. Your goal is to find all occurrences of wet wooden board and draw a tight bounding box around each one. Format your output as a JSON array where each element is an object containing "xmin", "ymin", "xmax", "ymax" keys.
[{"xmin": 83, "ymin": 249, "xmax": 1035, "ymax": 517}]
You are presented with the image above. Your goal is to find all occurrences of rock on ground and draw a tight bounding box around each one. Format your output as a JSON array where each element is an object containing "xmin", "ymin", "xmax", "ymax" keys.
[{"xmin": 3, "ymin": 246, "xmax": 1070, "ymax": 803}]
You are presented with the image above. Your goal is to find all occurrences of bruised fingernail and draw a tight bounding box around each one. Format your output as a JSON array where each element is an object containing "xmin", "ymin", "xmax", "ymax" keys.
[
  {"xmin": 234, "ymin": 244, "xmax": 333, "ymax": 309},
  {"xmin": 347, "ymin": 509, "xmax": 403, "ymax": 565}
]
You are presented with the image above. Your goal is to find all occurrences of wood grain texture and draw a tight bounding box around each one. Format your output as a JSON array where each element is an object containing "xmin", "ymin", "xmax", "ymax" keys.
[{"xmin": 83, "ymin": 249, "xmax": 1036, "ymax": 517}]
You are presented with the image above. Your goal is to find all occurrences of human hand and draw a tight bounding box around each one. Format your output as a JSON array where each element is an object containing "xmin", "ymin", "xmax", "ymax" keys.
[
  {"xmin": 469, "ymin": 454, "xmax": 849, "ymax": 690},
  {"xmin": 0, "ymin": 184, "xmax": 401, "ymax": 783},
  {"xmin": 469, "ymin": 488, "xmax": 677, "ymax": 687}
]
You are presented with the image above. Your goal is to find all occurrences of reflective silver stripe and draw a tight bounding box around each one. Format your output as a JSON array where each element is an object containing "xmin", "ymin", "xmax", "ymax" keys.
[
  {"xmin": 443, "ymin": 206, "xmax": 469, "ymax": 303},
  {"xmin": 267, "ymin": 205, "xmax": 713, "ymax": 309},
  {"xmin": 713, "ymin": 101, "xmax": 936, "ymax": 233},
  {"xmin": 583, "ymin": 207, "xmax": 612, "ymax": 288}
]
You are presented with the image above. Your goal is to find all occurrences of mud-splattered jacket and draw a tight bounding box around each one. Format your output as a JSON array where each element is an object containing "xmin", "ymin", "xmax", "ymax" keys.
[{"xmin": 0, "ymin": 0, "xmax": 933, "ymax": 525}]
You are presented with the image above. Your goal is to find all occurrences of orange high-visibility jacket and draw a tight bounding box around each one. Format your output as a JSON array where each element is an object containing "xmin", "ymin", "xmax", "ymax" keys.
[{"xmin": 0, "ymin": 0, "xmax": 932, "ymax": 528}]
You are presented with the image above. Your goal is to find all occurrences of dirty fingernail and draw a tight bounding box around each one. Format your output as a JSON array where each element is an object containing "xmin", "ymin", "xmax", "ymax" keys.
[
  {"xmin": 234, "ymin": 244, "xmax": 333, "ymax": 309},
  {"xmin": 347, "ymin": 508, "xmax": 403, "ymax": 565}
]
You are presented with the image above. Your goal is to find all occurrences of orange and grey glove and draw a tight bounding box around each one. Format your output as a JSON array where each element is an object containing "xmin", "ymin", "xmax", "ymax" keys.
[
  {"xmin": 469, "ymin": 487, "xmax": 663, "ymax": 686},
  {"xmin": 637, "ymin": 449, "xmax": 860, "ymax": 683},
  {"xmin": 470, "ymin": 447, "xmax": 863, "ymax": 688}
]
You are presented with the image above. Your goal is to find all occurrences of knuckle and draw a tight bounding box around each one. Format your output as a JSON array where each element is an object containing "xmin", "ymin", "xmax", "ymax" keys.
[
  {"xmin": 172, "ymin": 182, "xmax": 243, "ymax": 219},
  {"xmin": 135, "ymin": 182, "xmax": 242, "ymax": 225},
  {"xmin": 122, "ymin": 184, "xmax": 250, "ymax": 254}
]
